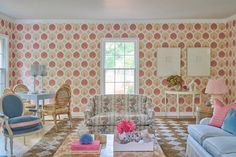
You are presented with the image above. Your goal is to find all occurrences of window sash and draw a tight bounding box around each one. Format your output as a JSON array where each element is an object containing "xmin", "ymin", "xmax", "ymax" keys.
[
  {"xmin": 0, "ymin": 35, "xmax": 9, "ymax": 96},
  {"xmin": 0, "ymin": 69, "xmax": 6, "ymax": 84},
  {"xmin": 101, "ymin": 38, "xmax": 139, "ymax": 94}
]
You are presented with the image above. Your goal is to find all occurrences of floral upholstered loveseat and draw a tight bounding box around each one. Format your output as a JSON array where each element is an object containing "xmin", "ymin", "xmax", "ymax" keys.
[{"xmin": 84, "ymin": 95, "xmax": 154, "ymax": 126}]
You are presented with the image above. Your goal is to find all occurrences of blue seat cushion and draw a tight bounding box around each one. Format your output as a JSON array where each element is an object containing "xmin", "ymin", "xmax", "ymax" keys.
[
  {"xmin": 203, "ymin": 137, "xmax": 236, "ymax": 157},
  {"xmin": 5, "ymin": 125, "xmax": 43, "ymax": 135},
  {"xmin": 188, "ymin": 124, "xmax": 232, "ymax": 145},
  {"xmin": 4, "ymin": 116, "xmax": 42, "ymax": 135}
]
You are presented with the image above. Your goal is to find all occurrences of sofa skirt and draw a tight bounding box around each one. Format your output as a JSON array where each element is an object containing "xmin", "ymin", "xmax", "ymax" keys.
[
  {"xmin": 86, "ymin": 125, "xmax": 152, "ymax": 134},
  {"xmin": 186, "ymin": 135, "xmax": 212, "ymax": 157}
]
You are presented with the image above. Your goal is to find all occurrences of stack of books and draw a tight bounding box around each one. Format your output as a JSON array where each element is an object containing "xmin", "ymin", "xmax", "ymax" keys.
[{"xmin": 71, "ymin": 140, "xmax": 101, "ymax": 156}]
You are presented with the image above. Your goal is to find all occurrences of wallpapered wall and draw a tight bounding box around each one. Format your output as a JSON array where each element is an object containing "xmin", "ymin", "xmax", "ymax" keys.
[
  {"xmin": 0, "ymin": 17, "xmax": 235, "ymax": 114},
  {"xmin": 226, "ymin": 19, "xmax": 236, "ymax": 103}
]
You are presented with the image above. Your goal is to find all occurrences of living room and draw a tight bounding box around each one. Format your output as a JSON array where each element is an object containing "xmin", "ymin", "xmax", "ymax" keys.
[{"xmin": 0, "ymin": 0, "xmax": 236, "ymax": 157}]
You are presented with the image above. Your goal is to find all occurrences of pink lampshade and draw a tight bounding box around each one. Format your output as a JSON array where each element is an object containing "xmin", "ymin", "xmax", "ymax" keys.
[{"xmin": 205, "ymin": 79, "xmax": 228, "ymax": 94}]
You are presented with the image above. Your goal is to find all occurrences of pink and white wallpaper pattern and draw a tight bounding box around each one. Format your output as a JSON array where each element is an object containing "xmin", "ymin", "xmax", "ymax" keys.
[
  {"xmin": 0, "ymin": 17, "xmax": 235, "ymax": 114},
  {"xmin": 226, "ymin": 19, "xmax": 236, "ymax": 103}
]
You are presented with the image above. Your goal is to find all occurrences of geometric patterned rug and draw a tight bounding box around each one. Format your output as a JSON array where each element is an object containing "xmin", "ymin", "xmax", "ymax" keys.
[
  {"xmin": 23, "ymin": 119, "xmax": 81, "ymax": 157},
  {"xmin": 154, "ymin": 118, "xmax": 195, "ymax": 157},
  {"xmin": 23, "ymin": 118, "xmax": 195, "ymax": 157}
]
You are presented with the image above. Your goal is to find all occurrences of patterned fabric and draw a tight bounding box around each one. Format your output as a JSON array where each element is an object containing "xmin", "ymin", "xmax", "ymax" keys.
[
  {"xmin": 23, "ymin": 119, "xmax": 80, "ymax": 157},
  {"xmin": 9, "ymin": 119, "xmax": 41, "ymax": 128},
  {"xmin": 85, "ymin": 95, "xmax": 153, "ymax": 126},
  {"xmin": 22, "ymin": 118, "xmax": 194, "ymax": 157},
  {"xmin": 209, "ymin": 99, "xmax": 236, "ymax": 127},
  {"xmin": 5, "ymin": 116, "xmax": 42, "ymax": 131},
  {"xmin": 87, "ymin": 112, "xmax": 151, "ymax": 126}
]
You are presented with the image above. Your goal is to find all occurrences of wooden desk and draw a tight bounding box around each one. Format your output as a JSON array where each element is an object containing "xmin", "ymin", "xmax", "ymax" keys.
[
  {"xmin": 16, "ymin": 92, "xmax": 55, "ymax": 116},
  {"xmin": 164, "ymin": 90, "xmax": 201, "ymax": 118}
]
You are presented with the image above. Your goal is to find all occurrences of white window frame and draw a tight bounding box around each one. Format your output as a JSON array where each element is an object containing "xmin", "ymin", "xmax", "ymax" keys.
[
  {"xmin": 0, "ymin": 34, "xmax": 9, "ymax": 96},
  {"xmin": 101, "ymin": 38, "xmax": 139, "ymax": 94}
]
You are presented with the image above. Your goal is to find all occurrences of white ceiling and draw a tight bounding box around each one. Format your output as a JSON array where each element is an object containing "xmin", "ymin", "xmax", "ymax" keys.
[{"xmin": 0, "ymin": 0, "xmax": 236, "ymax": 20}]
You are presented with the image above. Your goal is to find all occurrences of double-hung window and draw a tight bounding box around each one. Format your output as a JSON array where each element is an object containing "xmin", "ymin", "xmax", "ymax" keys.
[
  {"xmin": 101, "ymin": 39, "xmax": 139, "ymax": 94},
  {"xmin": 0, "ymin": 35, "xmax": 8, "ymax": 96}
]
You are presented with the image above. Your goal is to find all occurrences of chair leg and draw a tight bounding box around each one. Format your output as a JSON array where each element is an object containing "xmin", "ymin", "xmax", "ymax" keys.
[
  {"xmin": 52, "ymin": 114, "xmax": 57, "ymax": 131},
  {"xmin": 10, "ymin": 137, "xmax": 13, "ymax": 156},
  {"xmin": 68, "ymin": 112, "xmax": 72, "ymax": 128},
  {"xmin": 5, "ymin": 136, "xmax": 7, "ymax": 150},
  {"xmin": 23, "ymin": 136, "xmax": 26, "ymax": 145},
  {"xmin": 42, "ymin": 113, "xmax": 45, "ymax": 124}
]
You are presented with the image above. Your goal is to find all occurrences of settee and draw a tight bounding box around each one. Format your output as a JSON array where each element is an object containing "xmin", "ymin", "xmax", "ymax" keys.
[
  {"xmin": 84, "ymin": 95, "xmax": 154, "ymax": 127},
  {"xmin": 186, "ymin": 118, "xmax": 236, "ymax": 157}
]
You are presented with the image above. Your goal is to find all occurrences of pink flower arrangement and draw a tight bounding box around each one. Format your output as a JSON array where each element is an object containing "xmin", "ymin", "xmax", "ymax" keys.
[{"xmin": 116, "ymin": 119, "xmax": 136, "ymax": 134}]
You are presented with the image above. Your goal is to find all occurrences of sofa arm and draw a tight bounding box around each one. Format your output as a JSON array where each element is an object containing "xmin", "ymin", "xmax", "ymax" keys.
[
  {"xmin": 147, "ymin": 108, "xmax": 154, "ymax": 119},
  {"xmin": 84, "ymin": 109, "xmax": 93, "ymax": 119},
  {"xmin": 200, "ymin": 118, "xmax": 211, "ymax": 125},
  {"xmin": 84, "ymin": 98, "xmax": 95, "ymax": 124}
]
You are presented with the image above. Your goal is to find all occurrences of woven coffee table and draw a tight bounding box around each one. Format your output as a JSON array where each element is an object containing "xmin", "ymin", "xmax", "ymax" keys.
[{"xmin": 53, "ymin": 133, "xmax": 165, "ymax": 157}]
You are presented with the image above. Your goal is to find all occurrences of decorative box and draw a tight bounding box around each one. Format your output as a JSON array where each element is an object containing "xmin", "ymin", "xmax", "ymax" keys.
[
  {"xmin": 71, "ymin": 140, "xmax": 100, "ymax": 151},
  {"xmin": 113, "ymin": 130, "xmax": 154, "ymax": 152},
  {"xmin": 70, "ymin": 140, "xmax": 101, "ymax": 157}
]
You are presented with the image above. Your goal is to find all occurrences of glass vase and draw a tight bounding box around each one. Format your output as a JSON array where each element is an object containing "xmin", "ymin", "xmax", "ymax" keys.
[{"xmin": 176, "ymin": 84, "xmax": 182, "ymax": 91}]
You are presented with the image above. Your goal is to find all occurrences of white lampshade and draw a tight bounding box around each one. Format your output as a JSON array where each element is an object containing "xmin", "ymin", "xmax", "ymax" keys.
[
  {"xmin": 30, "ymin": 64, "xmax": 40, "ymax": 76},
  {"xmin": 39, "ymin": 64, "xmax": 47, "ymax": 76}
]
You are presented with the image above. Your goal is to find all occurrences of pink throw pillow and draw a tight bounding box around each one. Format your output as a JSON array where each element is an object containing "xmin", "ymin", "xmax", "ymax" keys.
[{"xmin": 208, "ymin": 99, "xmax": 236, "ymax": 127}]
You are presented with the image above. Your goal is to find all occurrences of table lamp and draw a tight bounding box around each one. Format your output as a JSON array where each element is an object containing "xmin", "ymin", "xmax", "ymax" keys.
[
  {"xmin": 30, "ymin": 64, "xmax": 40, "ymax": 94},
  {"xmin": 39, "ymin": 64, "xmax": 47, "ymax": 93},
  {"xmin": 205, "ymin": 79, "xmax": 228, "ymax": 106}
]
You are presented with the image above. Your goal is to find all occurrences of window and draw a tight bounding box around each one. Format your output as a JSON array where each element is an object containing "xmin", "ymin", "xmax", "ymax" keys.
[
  {"xmin": 101, "ymin": 39, "xmax": 139, "ymax": 94},
  {"xmin": 0, "ymin": 35, "xmax": 8, "ymax": 96}
]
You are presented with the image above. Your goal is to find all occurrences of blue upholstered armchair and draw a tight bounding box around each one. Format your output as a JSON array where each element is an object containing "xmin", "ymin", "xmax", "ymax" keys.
[{"xmin": 0, "ymin": 94, "xmax": 43, "ymax": 156}]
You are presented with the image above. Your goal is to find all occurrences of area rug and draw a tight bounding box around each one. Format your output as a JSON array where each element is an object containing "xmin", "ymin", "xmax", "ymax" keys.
[
  {"xmin": 23, "ymin": 119, "xmax": 80, "ymax": 157},
  {"xmin": 154, "ymin": 118, "xmax": 195, "ymax": 157},
  {"xmin": 23, "ymin": 118, "xmax": 194, "ymax": 157}
]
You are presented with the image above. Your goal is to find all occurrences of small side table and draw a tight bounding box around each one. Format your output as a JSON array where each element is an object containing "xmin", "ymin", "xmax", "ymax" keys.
[{"xmin": 196, "ymin": 106, "xmax": 213, "ymax": 124}]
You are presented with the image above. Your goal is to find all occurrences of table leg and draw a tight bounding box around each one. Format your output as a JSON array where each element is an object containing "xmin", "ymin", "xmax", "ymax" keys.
[
  {"xmin": 177, "ymin": 94, "xmax": 180, "ymax": 118},
  {"xmin": 164, "ymin": 93, "xmax": 167, "ymax": 117},
  {"xmin": 192, "ymin": 94, "xmax": 195, "ymax": 117},
  {"xmin": 36, "ymin": 98, "xmax": 40, "ymax": 117},
  {"xmin": 42, "ymin": 100, "xmax": 45, "ymax": 109}
]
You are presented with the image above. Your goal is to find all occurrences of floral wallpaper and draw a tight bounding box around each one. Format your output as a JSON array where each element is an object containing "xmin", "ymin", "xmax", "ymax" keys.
[
  {"xmin": 0, "ymin": 16, "xmax": 235, "ymax": 114},
  {"xmin": 226, "ymin": 18, "xmax": 236, "ymax": 104}
]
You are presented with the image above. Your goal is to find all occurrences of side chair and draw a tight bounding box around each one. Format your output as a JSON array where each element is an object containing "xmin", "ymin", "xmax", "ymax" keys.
[
  {"xmin": 3, "ymin": 88, "xmax": 14, "ymax": 95},
  {"xmin": 13, "ymin": 84, "xmax": 37, "ymax": 114},
  {"xmin": 0, "ymin": 94, "xmax": 43, "ymax": 156},
  {"xmin": 42, "ymin": 84, "xmax": 72, "ymax": 131}
]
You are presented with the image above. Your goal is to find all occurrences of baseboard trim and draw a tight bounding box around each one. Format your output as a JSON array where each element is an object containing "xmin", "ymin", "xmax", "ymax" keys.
[
  {"xmin": 155, "ymin": 112, "xmax": 196, "ymax": 117},
  {"xmin": 72, "ymin": 112, "xmax": 84, "ymax": 118}
]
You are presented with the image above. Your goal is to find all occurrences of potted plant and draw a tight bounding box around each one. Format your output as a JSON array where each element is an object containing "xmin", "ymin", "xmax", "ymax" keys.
[{"xmin": 167, "ymin": 75, "xmax": 183, "ymax": 91}]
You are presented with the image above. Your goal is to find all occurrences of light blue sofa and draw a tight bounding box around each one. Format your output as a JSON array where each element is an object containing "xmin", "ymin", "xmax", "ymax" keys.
[{"xmin": 186, "ymin": 118, "xmax": 236, "ymax": 157}]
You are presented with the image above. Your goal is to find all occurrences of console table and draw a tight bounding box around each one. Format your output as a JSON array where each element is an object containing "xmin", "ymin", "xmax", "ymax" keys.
[{"xmin": 164, "ymin": 90, "xmax": 201, "ymax": 118}]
